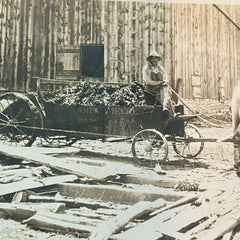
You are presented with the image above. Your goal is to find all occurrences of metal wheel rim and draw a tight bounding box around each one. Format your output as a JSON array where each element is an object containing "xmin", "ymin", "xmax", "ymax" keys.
[
  {"xmin": 0, "ymin": 94, "xmax": 43, "ymax": 146},
  {"xmin": 172, "ymin": 124, "xmax": 204, "ymax": 158},
  {"xmin": 131, "ymin": 129, "xmax": 169, "ymax": 165}
]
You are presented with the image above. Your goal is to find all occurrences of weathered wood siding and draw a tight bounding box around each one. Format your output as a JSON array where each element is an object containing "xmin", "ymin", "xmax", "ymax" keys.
[
  {"xmin": 0, "ymin": 0, "xmax": 239, "ymax": 99},
  {"xmin": 172, "ymin": 3, "xmax": 240, "ymax": 98}
]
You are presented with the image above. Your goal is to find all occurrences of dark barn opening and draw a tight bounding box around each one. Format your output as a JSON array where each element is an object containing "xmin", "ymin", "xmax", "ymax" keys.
[{"xmin": 81, "ymin": 45, "xmax": 104, "ymax": 78}]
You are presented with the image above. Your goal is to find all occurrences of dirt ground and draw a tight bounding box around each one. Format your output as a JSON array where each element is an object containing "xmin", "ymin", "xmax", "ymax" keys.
[{"xmin": 0, "ymin": 123, "xmax": 239, "ymax": 240}]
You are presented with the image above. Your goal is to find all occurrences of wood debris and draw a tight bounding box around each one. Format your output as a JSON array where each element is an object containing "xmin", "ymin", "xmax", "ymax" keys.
[{"xmin": 0, "ymin": 145, "xmax": 239, "ymax": 239}]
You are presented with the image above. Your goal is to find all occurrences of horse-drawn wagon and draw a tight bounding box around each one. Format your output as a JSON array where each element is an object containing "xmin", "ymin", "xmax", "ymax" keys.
[{"xmin": 0, "ymin": 79, "xmax": 204, "ymax": 165}]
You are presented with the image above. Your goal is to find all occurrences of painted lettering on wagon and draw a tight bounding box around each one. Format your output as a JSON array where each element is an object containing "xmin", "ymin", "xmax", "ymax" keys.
[
  {"xmin": 76, "ymin": 107, "xmax": 103, "ymax": 115},
  {"xmin": 107, "ymin": 107, "xmax": 135, "ymax": 115}
]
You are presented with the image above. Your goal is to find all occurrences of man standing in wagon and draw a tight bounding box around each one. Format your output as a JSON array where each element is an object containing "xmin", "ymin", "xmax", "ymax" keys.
[{"xmin": 142, "ymin": 51, "xmax": 176, "ymax": 118}]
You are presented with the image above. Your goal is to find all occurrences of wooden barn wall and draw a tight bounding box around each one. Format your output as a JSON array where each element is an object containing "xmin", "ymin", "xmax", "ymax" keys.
[
  {"xmin": 172, "ymin": 3, "xmax": 240, "ymax": 99},
  {"xmin": 0, "ymin": 0, "xmax": 239, "ymax": 99}
]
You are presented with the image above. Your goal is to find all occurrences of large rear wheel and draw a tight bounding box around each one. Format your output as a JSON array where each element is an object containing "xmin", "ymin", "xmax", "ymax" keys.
[
  {"xmin": 0, "ymin": 93, "xmax": 43, "ymax": 146},
  {"xmin": 131, "ymin": 129, "xmax": 168, "ymax": 166}
]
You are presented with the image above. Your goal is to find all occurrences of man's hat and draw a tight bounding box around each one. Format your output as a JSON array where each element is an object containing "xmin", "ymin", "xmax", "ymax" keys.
[{"xmin": 146, "ymin": 51, "xmax": 163, "ymax": 61}]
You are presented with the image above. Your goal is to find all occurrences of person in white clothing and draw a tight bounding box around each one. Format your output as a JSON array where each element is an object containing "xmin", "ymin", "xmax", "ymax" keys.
[{"xmin": 142, "ymin": 50, "xmax": 176, "ymax": 118}]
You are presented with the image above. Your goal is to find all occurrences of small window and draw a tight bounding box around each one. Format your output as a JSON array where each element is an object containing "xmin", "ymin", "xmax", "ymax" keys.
[
  {"xmin": 56, "ymin": 47, "xmax": 80, "ymax": 80},
  {"xmin": 81, "ymin": 45, "xmax": 104, "ymax": 78}
]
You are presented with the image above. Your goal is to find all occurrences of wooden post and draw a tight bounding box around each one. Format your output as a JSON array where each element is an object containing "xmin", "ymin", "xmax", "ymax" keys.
[
  {"xmin": 172, "ymin": 77, "xmax": 182, "ymax": 104},
  {"xmin": 218, "ymin": 77, "xmax": 225, "ymax": 102}
]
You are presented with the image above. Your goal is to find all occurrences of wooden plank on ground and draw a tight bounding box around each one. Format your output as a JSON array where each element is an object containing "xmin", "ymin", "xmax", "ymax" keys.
[
  {"xmin": 112, "ymin": 196, "xmax": 214, "ymax": 240},
  {"xmin": 59, "ymin": 183, "xmax": 188, "ymax": 205},
  {"xmin": 28, "ymin": 194, "xmax": 128, "ymax": 210},
  {"xmin": 0, "ymin": 143, "xmax": 111, "ymax": 180},
  {"xmin": 222, "ymin": 231, "xmax": 233, "ymax": 240},
  {"xmin": 111, "ymin": 204, "xmax": 185, "ymax": 240},
  {"xmin": 23, "ymin": 213, "xmax": 94, "ymax": 238},
  {"xmin": 195, "ymin": 207, "xmax": 240, "ymax": 240},
  {"xmin": 0, "ymin": 143, "xmax": 134, "ymax": 180},
  {"xmin": 0, "ymin": 202, "xmax": 66, "ymax": 221},
  {"xmin": 111, "ymin": 191, "xmax": 222, "ymax": 240},
  {"xmin": 24, "ymin": 210, "xmax": 101, "ymax": 226},
  {"xmin": 122, "ymin": 175, "xmax": 177, "ymax": 188},
  {"xmin": 161, "ymin": 201, "xmax": 210, "ymax": 233},
  {"xmin": 89, "ymin": 198, "xmax": 166, "ymax": 240},
  {"xmin": 150, "ymin": 194, "xmax": 199, "ymax": 216},
  {"xmin": 0, "ymin": 174, "xmax": 77, "ymax": 196},
  {"xmin": 161, "ymin": 229, "xmax": 191, "ymax": 240}
]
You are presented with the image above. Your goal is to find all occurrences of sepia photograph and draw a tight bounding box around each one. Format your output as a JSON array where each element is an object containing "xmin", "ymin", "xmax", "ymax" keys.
[{"xmin": 0, "ymin": 0, "xmax": 240, "ymax": 239}]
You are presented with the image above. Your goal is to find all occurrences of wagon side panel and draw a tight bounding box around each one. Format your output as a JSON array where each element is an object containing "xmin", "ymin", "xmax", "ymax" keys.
[
  {"xmin": 44, "ymin": 103, "xmax": 105, "ymax": 134},
  {"xmin": 105, "ymin": 106, "xmax": 164, "ymax": 137}
]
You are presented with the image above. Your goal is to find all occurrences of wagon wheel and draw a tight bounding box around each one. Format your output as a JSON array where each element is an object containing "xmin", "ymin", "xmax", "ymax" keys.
[
  {"xmin": 132, "ymin": 129, "xmax": 169, "ymax": 166},
  {"xmin": 42, "ymin": 135, "xmax": 78, "ymax": 147},
  {"xmin": 172, "ymin": 124, "xmax": 204, "ymax": 158},
  {"xmin": 0, "ymin": 93, "xmax": 43, "ymax": 147}
]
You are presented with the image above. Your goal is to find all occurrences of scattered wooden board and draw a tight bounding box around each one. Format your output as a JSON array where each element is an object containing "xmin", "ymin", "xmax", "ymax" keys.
[
  {"xmin": 24, "ymin": 213, "xmax": 94, "ymax": 238},
  {"xmin": 89, "ymin": 198, "xmax": 166, "ymax": 240},
  {"xmin": 0, "ymin": 174, "xmax": 77, "ymax": 196},
  {"xmin": 0, "ymin": 143, "xmax": 141, "ymax": 180},
  {"xmin": 0, "ymin": 202, "xmax": 65, "ymax": 221},
  {"xmin": 59, "ymin": 183, "xmax": 188, "ymax": 205}
]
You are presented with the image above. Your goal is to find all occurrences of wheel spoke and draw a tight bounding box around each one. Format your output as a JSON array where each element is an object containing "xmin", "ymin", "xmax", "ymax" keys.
[
  {"xmin": 6, "ymin": 99, "xmax": 13, "ymax": 119},
  {"xmin": 0, "ymin": 101, "xmax": 5, "ymax": 111},
  {"xmin": 13, "ymin": 125, "xmax": 30, "ymax": 139},
  {"xmin": 14, "ymin": 105, "xmax": 28, "ymax": 120},
  {"xmin": 149, "ymin": 133, "xmax": 157, "ymax": 144},
  {"xmin": 0, "ymin": 112, "xmax": 9, "ymax": 121},
  {"xmin": 0, "ymin": 99, "xmax": 10, "ymax": 120},
  {"xmin": 132, "ymin": 129, "xmax": 168, "ymax": 165},
  {"xmin": 0, "ymin": 118, "xmax": 8, "ymax": 124},
  {"xmin": 0, "ymin": 125, "xmax": 8, "ymax": 132},
  {"xmin": 0, "ymin": 95, "xmax": 41, "ymax": 147},
  {"xmin": 172, "ymin": 124, "xmax": 204, "ymax": 158}
]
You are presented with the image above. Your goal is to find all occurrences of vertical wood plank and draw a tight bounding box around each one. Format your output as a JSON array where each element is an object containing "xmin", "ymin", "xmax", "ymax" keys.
[
  {"xmin": 90, "ymin": 0, "xmax": 93, "ymax": 43},
  {"xmin": 139, "ymin": 2, "xmax": 144, "ymax": 84},
  {"xmin": 109, "ymin": 1, "xmax": 113, "ymax": 82},
  {"xmin": 25, "ymin": 0, "xmax": 34, "ymax": 90},
  {"xmin": 174, "ymin": 4, "xmax": 181, "ymax": 95},
  {"xmin": 103, "ymin": 0, "xmax": 108, "ymax": 81},
  {"xmin": 134, "ymin": 1, "xmax": 140, "ymax": 82},
  {"xmin": 117, "ymin": 1, "xmax": 123, "ymax": 83},
  {"xmin": 0, "ymin": 0, "xmax": 4, "ymax": 81},
  {"xmin": 164, "ymin": 3, "xmax": 172, "ymax": 87},
  {"xmin": 113, "ymin": 0, "xmax": 118, "ymax": 83},
  {"xmin": 171, "ymin": 3, "xmax": 177, "ymax": 94},
  {"xmin": 75, "ymin": 0, "xmax": 80, "ymax": 45},
  {"xmin": 13, "ymin": 0, "xmax": 21, "ymax": 90},
  {"xmin": 205, "ymin": 4, "xmax": 213, "ymax": 98},
  {"xmin": 200, "ymin": 4, "xmax": 206, "ymax": 98},
  {"xmin": 212, "ymin": 4, "xmax": 219, "ymax": 99},
  {"xmin": 158, "ymin": 3, "xmax": 164, "ymax": 57}
]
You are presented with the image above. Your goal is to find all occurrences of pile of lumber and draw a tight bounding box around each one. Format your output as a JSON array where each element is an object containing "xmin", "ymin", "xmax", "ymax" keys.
[
  {"xmin": 0, "ymin": 145, "xmax": 240, "ymax": 239},
  {"xmin": 3, "ymin": 186, "xmax": 240, "ymax": 240}
]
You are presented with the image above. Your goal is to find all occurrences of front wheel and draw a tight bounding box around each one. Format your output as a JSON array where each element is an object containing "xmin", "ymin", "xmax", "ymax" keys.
[
  {"xmin": 172, "ymin": 124, "xmax": 204, "ymax": 158},
  {"xmin": 131, "ymin": 129, "xmax": 168, "ymax": 165}
]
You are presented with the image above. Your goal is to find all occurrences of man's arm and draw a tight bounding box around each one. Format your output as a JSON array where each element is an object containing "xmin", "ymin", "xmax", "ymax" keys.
[{"xmin": 160, "ymin": 65, "xmax": 169, "ymax": 86}]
